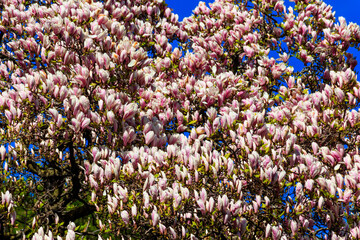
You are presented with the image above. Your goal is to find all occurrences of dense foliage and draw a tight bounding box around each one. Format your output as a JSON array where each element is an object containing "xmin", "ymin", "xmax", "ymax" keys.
[{"xmin": 1, "ymin": 0, "xmax": 360, "ymax": 239}]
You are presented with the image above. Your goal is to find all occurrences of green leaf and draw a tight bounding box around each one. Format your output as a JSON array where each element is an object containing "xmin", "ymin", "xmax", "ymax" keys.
[
  {"xmin": 187, "ymin": 120, "xmax": 197, "ymax": 125},
  {"xmin": 302, "ymin": 89, "xmax": 309, "ymax": 95}
]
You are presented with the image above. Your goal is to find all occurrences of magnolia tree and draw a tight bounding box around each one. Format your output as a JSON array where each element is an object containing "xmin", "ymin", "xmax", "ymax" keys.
[{"xmin": 1, "ymin": 0, "xmax": 360, "ymax": 239}]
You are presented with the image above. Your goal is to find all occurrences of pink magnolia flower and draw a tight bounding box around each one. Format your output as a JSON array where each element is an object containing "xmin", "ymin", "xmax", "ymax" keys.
[
  {"xmin": 272, "ymin": 226, "xmax": 281, "ymax": 240},
  {"xmin": 106, "ymin": 111, "xmax": 116, "ymax": 124},
  {"xmin": 159, "ymin": 223, "xmax": 166, "ymax": 234},
  {"xmin": 131, "ymin": 204, "xmax": 137, "ymax": 217},
  {"xmin": 243, "ymin": 45, "xmax": 254, "ymax": 58},
  {"xmin": 265, "ymin": 224, "xmax": 271, "ymax": 238},
  {"xmin": 2, "ymin": 191, "xmax": 12, "ymax": 206},
  {"xmin": 343, "ymin": 189, "xmax": 352, "ymax": 204},
  {"xmin": 290, "ymin": 220, "xmax": 298, "ymax": 236},
  {"xmin": 151, "ymin": 209, "xmax": 160, "ymax": 227},
  {"xmin": 123, "ymin": 103, "xmax": 137, "ymax": 121},
  {"xmin": 0, "ymin": 146, "xmax": 6, "ymax": 161},
  {"xmin": 66, "ymin": 224, "xmax": 75, "ymax": 240},
  {"xmin": 145, "ymin": 131, "xmax": 155, "ymax": 145},
  {"xmin": 121, "ymin": 211, "xmax": 130, "ymax": 225},
  {"xmin": 305, "ymin": 179, "xmax": 314, "ymax": 191},
  {"xmin": 169, "ymin": 227, "xmax": 177, "ymax": 239}
]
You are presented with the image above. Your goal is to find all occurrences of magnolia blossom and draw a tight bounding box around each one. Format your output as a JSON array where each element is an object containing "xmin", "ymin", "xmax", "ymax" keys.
[{"xmin": 0, "ymin": 0, "xmax": 360, "ymax": 239}]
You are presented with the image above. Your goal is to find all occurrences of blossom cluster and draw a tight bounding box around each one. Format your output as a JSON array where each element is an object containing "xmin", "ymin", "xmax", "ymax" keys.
[{"xmin": 0, "ymin": 0, "xmax": 360, "ymax": 239}]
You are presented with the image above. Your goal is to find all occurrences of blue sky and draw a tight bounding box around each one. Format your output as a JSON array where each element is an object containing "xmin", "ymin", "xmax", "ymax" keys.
[
  {"xmin": 167, "ymin": 0, "xmax": 360, "ymax": 72},
  {"xmin": 167, "ymin": 0, "xmax": 360, "ymax": 23}
]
